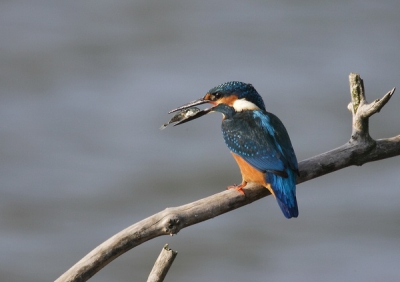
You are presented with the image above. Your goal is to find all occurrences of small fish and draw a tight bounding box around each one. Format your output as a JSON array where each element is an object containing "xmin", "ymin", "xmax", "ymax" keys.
[{"xmin": 160, "ymin": 107, "xmax": 201, "ymax": 130}]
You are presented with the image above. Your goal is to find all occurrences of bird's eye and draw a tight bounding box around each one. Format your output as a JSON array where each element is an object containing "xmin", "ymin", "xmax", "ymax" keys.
[{"xmin": 213, "ymin": 92, "xmax": 221, "ymax": 99}]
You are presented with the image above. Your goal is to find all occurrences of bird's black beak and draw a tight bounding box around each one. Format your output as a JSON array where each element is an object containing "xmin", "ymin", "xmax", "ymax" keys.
[
  {"xmin": 169, "ymin": 98, "xmax": 214, "ymax": 126},
  {"xmin": 168, "ymin": 98, "xmax": 209, "ymax": 114}
]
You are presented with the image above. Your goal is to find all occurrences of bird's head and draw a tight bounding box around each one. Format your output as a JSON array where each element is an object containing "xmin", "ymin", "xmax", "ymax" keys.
[{"xmin": 169, "ymin": 81, "xmax": 265, "ymax": 125}]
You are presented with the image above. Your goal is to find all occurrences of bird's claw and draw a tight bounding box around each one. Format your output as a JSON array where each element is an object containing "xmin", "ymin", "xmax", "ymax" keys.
[{"xmin": 227, "ymin": 183, "xmax": 246, "ymax": 196}]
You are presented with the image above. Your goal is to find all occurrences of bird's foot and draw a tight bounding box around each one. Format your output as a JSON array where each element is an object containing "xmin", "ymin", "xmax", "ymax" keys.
[{"xmin": 227, "ymin": 182, "xmax": 247, "ymax": 196}]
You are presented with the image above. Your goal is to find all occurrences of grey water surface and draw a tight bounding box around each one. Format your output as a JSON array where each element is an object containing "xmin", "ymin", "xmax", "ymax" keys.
[{"xmin": 1, "ymin": 1, "xmax": 400, "ymax": 281}]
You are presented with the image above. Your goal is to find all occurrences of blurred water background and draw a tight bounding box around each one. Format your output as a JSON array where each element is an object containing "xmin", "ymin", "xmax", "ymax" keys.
[{"xmin": 1, "ymin": 1, "xmax": 400, "ymax": 281}]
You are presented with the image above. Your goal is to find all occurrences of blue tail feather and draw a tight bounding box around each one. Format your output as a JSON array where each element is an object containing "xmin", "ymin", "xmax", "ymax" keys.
[{"xmin": 266, "ymin": 170, "xmax": 298, "ymax": 218}]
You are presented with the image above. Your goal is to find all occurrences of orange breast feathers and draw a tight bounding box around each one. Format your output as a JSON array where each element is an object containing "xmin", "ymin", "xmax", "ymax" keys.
[{"xmin": 231, "ymin": 153, "xmax": 274, "ymax": 196}]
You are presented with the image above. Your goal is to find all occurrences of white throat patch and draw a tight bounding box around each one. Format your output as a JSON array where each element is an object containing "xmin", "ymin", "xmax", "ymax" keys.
[{"xmin": 232, "ymin": 99, "xmax": 260, "ymax": 111}]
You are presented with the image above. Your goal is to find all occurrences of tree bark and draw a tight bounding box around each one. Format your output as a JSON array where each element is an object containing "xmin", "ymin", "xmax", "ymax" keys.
[{"xmin": 147, "ymin": 244, "xmax": 177, "ymax": 282}]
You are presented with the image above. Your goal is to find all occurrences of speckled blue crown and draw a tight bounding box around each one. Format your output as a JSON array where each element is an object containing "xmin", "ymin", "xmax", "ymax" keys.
[{"xmin": 208, "ymin": 81, "xmax": 266, "ymax": 111}]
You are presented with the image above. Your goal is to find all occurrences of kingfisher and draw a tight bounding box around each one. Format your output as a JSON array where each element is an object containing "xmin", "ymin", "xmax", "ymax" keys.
[{"xmin": 169, "ymin": 81, "xmax": 299, "ymax": 218}]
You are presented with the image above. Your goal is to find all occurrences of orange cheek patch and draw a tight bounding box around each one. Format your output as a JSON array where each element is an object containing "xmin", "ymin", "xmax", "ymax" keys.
[
  {"xmin": 204, "ymin": 93, "xmax": 213, "ymax": 100},
  {"xmin": 203, "ymin": 93, "xmax": 217, "ymax": 105},
  {"xmin": 217, "ymin": 95, "xmax": 238, "ymax": 106}
]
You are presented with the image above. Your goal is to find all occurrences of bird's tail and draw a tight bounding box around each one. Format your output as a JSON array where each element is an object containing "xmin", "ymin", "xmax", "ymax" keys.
[{"xmin": 266, "ymin": 169, "xmax": 298, "ymax": 218}]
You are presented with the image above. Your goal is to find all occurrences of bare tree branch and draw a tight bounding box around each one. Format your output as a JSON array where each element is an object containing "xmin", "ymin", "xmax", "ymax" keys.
[
  {"xmin": 55, "ymin": 73, "xmax": 399, "ymax": 282},
  {"xmin": 147, "ymin": 244, "xmax": 177, "ymax": 282}
]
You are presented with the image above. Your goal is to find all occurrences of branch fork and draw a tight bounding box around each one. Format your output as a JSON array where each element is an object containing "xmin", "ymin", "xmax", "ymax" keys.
[{"xmin": 348, "ymin": 72, "xmax": 395, "ymax": 144}]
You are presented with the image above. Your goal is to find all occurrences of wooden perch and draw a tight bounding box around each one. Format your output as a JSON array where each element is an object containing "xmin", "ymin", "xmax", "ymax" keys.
[
  {"xmin": 55, "ymin": 73, "xmax": 399, "ymax": 282},
  {"xmin": 147, "ymin": 244, "xmax": 177, "ymax": 282}
]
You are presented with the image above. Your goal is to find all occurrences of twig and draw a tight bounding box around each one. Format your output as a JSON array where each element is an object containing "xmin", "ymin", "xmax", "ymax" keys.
[
  {"xmin": 348, "ymin": 72, "xmax": 396, "ymax": 142},
  {"xmin": 55, "ymin": 73, "xmax": 399, "ymax": 282},
  {"xmin": 147, "ymin": 244, "xmax": 177, "ymax": 282}
]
